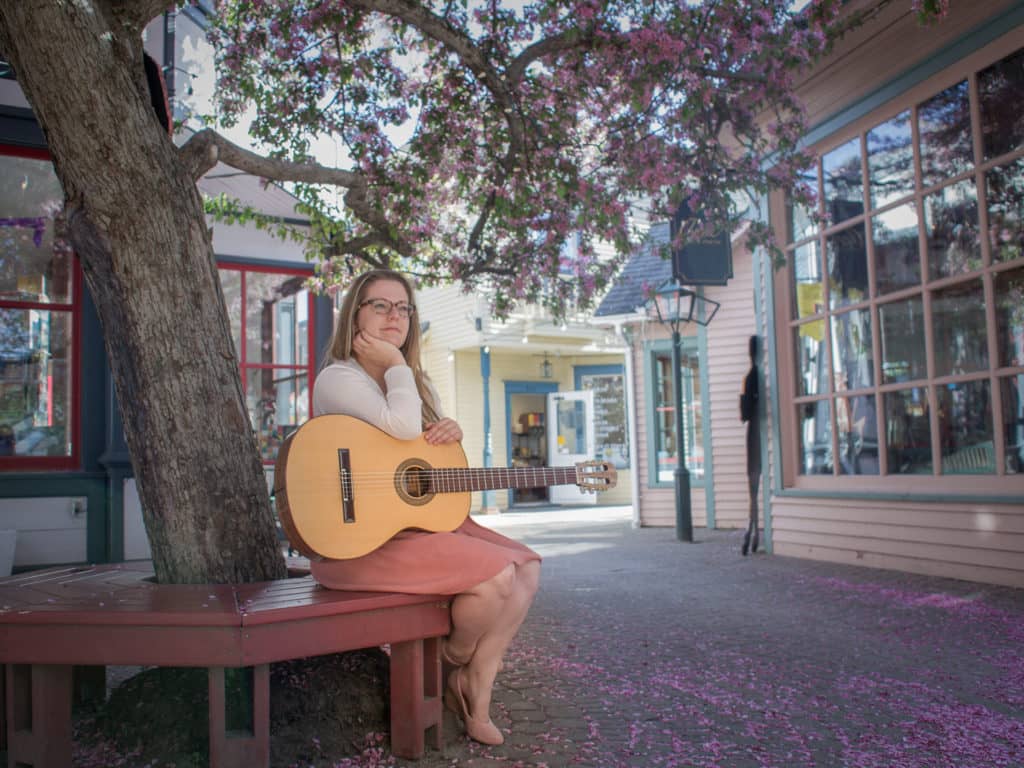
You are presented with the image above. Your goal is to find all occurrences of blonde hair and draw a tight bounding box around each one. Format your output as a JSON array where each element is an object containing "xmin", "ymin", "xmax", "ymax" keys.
[{"xmin": 324, "ymin": 269, "xmax": 440, "ymax": 426}]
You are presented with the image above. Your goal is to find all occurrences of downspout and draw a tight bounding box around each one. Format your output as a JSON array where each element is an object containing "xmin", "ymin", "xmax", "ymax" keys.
[{"xmin": 617, "ymin": 321, "xmax": 642, "ymax": 529}]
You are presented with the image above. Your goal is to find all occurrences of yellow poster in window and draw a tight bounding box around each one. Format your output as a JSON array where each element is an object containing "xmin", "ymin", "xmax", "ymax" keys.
[{"xmin": 797, "ymin": 282, "xmax": 825, "ymax": 341}]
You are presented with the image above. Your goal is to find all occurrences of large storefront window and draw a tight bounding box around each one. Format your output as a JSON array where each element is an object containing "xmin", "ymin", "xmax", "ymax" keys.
[
  {"xmin": 579, "ymin": 368, "xmax": 630, "ymax": 470},
  {"xmin": 0, "ymin": 147, "xmax": 78, "ymax": 469},
  {"xmin": 219, "ymin": 264, "xmax": 313, "ymax": 463},
  {"xmin": 650, "ymin": 345, "xmax": 704, "ymax": 483},
  {"xmin": 783, "ymin": 44, "xmax": 1024, "ymax": 484}
]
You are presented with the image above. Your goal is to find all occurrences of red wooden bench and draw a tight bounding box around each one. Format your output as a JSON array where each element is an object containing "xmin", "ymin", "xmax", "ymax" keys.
[{"xmin": 0, "ymin": 563, "xmax": 450, "ymax": 767}]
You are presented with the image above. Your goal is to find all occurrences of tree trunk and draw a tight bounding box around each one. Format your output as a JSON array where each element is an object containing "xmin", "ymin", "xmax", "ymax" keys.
[{"xmin": 0, "ymin": 2, "xmax": 286, "ymax": 584}]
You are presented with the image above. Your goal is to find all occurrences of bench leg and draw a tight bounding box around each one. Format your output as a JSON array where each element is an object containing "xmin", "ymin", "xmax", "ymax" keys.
[
  {"xmin": 389, "ymin": 636, "xmax": 443, "ymax": 759},
  {"xmin": 208, "ymin": 665, "xmax": 269, "ymax": 768},
  {"xmin": 4, "ymin": 663, "xmax": 73, "ymax": 767}
]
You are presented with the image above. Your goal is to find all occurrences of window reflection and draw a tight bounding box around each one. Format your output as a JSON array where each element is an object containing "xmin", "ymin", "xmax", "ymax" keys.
[
  {"xmin": 978, "ymin": 47, "xmax": 1024, "ymax": 161},
  {"xmin": 873, "ymin": 204, "xmax": 920, "ymax": 295},
  {"xmin": 247, "ymin": 368, "xmax": 308, "ymax": 463},
  {"xmin": 795, "ymin": 324, "xmax": 828, "ymax": 397},
  {"xmin": 932, "ymin": 280, "xmax": 988, "ymax": 376},
  {"xmin": 823, "ymin": 138, "xmax": 864, "ymax": 225},
  {"xmin": 924, "ymin": 179, "xmax": 981, "ymax": 279},
  {"xmin": 994, "ymin": 267, "xmax": 1024, "ymax": 368},
  {"xmin": 937, "ymin": 380, "xmax": 994, "ymax": 474},
  {"xmin": 879, "ymin": 297, "xmax": 927, "ymax": 383},
  {"xmin": 789, "ymin": 163, "xmax": 820, "ymax": 242},
  {"xmin": 220, "ymin": 268, "xmax": 242, "ymax": 358},
  {"xmin": 245, "ymin": 272, "xmax": 309, "ymax": 367},
  {"xmin": 885, "ymin": 388, "xmax": 932, "ymax": 474},
  {"xmin": 827, "ymin": 223, "xmax": 868, "ymax": 308},
  {"xmin": 1001, "ymin": 375, "xmax": 1024, "ymax": 474},
  {"xmin": 986, "ymin": 157, "xmax": 1024, "ymax": 264},
  {"xmin": 837, "ymin": 395, "xmax": 878, "ymax": 475},
  {"xmin": 799, "ymin": 400, "xmax": 833, "ymax": 475},
  {"xmin": 831, "ymin": 308, "xmax": 874, "ymax": 391},
  {"xmin": 0, "ymin": 309, "xmax": 72, "ymax": 457},
  {"xmin": 867, "ymin": 111, "xmax": 915, "ymax": 208},
  {"xmin": 918, "ymin": 80, "xmax": 973, "ymax": 188}
]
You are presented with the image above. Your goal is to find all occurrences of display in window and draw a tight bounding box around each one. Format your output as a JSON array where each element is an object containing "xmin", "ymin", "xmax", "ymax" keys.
[
  {"xmin": 793, "ymin": 241, "xmax": 823, "ymax": 320},
  {"xmin": 879, "ymin": 296, "xmax": 927, "ymax": 384},
  {"xmin": 924, "ymin": 179, "xmax": 981, "ymax": 279},
  {"xmin": 995, "ymin": 266, "xmax": 1024, "ymax": 369},
  {"xmin": 794, "ymin": 324, "xmax": 828, "ymax": 397},
  {"xmin": 830, "ymin": 308, "xmax": 874, "ymax": 392},
  {"xmin": 827, "ymin": 222, "xmax": 868, "ymax": 308},
  {"xmin": 798, "ymin": 400, "xmax": 833, "ymax": 475},
  {"xmin": 884, "ymin": 388, "xmax": 932, "ymax": 475},
  {"xmin": 932, "ymin": 279, "xmax": 988, "ymax": 376},
  {"xmin": 837, "ymin": 395, "xmax": 879, "ymax": 475},
  {"xmin": 937, "ymin": 380, "xmax": 994, "ymax": 474}
]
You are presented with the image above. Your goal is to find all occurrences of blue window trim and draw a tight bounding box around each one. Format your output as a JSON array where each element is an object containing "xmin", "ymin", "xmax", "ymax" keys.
[
  {"xmin": 573, "ymin": 364, "xmax": 624, "ymax": 389},
  {"xmin": 643, "ymin": 337, "xmax": 705, "ymax": 489}
]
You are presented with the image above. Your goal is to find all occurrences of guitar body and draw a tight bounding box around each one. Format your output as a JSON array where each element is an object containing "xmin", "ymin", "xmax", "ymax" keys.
[{"xmin": 274, "ymin": 415, "xmax": 471, "ymax": 560}]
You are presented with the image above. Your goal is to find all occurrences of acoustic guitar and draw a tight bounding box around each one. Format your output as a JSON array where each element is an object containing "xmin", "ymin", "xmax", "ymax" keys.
[{"xmin": 273, "ymin": 414, "xmax": 617, "ymax": 560}]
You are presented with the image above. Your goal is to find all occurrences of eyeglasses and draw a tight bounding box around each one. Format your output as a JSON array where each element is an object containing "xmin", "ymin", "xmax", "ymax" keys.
[{"xmin": 358, "ymin": 298, "xmax": 416, "ymax": 318}]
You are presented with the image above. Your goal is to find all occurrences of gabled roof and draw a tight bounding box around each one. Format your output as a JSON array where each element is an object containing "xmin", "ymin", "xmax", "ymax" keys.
[{"xmin": 593, "ymin": 222, "xmax": 671, "ymax": 317}]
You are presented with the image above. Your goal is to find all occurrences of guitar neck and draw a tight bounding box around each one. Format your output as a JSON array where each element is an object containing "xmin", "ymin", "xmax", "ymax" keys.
[{"xmin": 429, "ymin": 466, "xmax": 578, "ymax": 493}]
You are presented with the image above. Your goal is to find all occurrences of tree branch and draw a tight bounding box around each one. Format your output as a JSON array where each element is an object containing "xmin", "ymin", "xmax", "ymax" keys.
[{"xmin": 109, "ymin": 0, "xmax": 175, "ymax": 33}]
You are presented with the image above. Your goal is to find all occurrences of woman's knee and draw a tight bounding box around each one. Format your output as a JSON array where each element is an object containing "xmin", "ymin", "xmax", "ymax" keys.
[{"xmin": 482, "ymin": 563, "xmax": 517, "ymax": 600}]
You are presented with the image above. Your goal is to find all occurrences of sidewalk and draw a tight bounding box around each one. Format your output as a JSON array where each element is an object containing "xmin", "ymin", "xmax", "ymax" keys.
[{"xmin": 391, "ymin": 508, "xmax": 1024, "ymax": 768}]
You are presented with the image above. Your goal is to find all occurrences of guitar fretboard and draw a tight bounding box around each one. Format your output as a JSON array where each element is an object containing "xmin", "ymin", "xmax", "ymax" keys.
[{"xmin": 426, "ymin": 466, "xmax": 578, "ymax": 493}]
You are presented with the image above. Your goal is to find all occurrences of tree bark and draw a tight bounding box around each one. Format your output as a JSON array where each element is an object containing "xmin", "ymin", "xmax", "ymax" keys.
[{"xmin": 0, "ymin": 1, "xmax": 286, "ymax": 584}]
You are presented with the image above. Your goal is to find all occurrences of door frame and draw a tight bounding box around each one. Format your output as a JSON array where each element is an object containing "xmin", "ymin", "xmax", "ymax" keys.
[{"xmin": 504, "ymin": 380, "xmax": 559, "ymax": 504}]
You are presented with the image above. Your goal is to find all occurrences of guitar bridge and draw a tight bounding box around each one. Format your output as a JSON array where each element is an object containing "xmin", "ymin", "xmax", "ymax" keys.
[{"xmin": 338, "ymin": 448, "xmax": 355, "ymax": 523}]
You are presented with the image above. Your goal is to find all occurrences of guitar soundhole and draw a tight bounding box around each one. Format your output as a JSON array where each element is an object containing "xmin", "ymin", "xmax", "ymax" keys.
[{"xmin": 394, "ymin": 459, "xmax": 434, "ymax": 506}]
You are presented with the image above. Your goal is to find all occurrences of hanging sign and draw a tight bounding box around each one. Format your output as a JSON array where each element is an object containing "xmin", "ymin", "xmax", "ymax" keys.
[{"xmin": 670, "ymin": 200, "xmax": 733, "ymax": 286}]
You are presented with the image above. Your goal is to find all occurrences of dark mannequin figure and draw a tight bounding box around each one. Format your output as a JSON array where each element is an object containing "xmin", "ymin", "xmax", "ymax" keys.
[{"xmin": 740, "ymin": 335, "xmax": 762, "ymax": 556}]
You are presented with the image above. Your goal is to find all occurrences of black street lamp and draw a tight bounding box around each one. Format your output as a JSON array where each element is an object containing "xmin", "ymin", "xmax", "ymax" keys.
[{"xmin": 648, "ymin": 281, "xmax": 720, "ymax": 542}]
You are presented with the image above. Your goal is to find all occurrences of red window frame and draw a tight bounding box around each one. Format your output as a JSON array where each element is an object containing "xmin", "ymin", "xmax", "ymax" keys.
[
  {"xmin": 217, "ymin": 261, "xmax": 315, "ymax": 465},
  {"xmin": 0, "ymin": 143, "xmax": 82, "ymax": 471}
]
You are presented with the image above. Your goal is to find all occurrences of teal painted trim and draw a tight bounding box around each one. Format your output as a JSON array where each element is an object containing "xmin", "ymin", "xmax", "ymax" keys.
[
  {"xmin": 802, "ymin": 3, "xmax": 1024, "ymax": 148},
  {"xmin": 503, "ymin": 380, "xmax": 559, "ymax": 468},
  {"xmin": 696, "ymin": 314, "xmax": 715, "ymax": 529},
  {"xmin": 573, "ymin": 364, "xmax": 624, "ymax": 390},
  {"xmin": 773, "ymin": 488, "xmax": 1024, "ymax": 506},
  {"xmin": 642, "ymin": 338, "xmax": 704, "ymax": 489}
]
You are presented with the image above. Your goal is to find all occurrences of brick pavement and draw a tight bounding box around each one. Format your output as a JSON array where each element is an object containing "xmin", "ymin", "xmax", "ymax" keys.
[{"xmin": 396, "ymin": 508, "xmax": 1024, "ymax": 768}]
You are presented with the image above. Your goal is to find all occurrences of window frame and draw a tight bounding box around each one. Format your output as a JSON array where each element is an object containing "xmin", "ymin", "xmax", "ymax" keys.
[
  {"xmin": 644, "ymin": 338, "xmax": 705, "ymax": 489},
  {"xmin": 773, "ymin": 38, "xmax": 1024, "ymax": 495},
  {"xmin": 217, "ymin": 260, "xmax": 315, "ymax": 466},
  {"xmin": 0, "ymin": 143, "xmax": 82, "ymax": 472}
]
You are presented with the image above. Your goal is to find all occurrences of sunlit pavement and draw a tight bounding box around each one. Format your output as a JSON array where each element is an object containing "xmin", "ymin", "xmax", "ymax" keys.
[{"xmin": 389, "ymin": 506, "xmax": 1024, "ymax": 768}]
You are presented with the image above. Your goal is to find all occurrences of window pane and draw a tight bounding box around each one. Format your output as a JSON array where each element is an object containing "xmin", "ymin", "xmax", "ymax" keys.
[
  {"xmin": 879, "ymin": 296, "xmax": 927, "ymax": 383},
  {"xmin": 581, "ymin": 373, "xmax": 629, "ymax": 469},
  {"xmin": 798, "ymin": 400, "xmax": 833, "ymax": 475},
  {"xmin": 994, "ymin": 267, "xmax": 1024, "ymax": 369},
  {"xmin": 986, "ymin": 157, "xmax": 1024, "ymax": 264},
  {"xmin": 682, "ymin": 354, "xmax": 704, "ymax": 479},
  {"xmin": 789, "ymin": 163, "xmax": 819, "ymax": 242},
  {"xmin": 245, "ymin": 272, "xmax": 309, "ymax": 366},
  {"xmin": 247, "ymin": 368, "xmax": 308, "ymax": 463},
  {"xmin": 795, "ymin": 324, "xmax": 828, "ymax": 396},
  {"xmin": 918, "ymin": 80, "xmax": 973, "ymax": 188},
  {"xmin": 932, "ymin": 280, "xmax": 988, "ymax": 376},
  {"xmin": 793, "ymin": 241, "xmax": 823, "ymax": 320},
  {"xmin": 823, "ymin": 138, "xmax": 864, "ymax": 225},
  {"xmin": 653, "ymin": 353, "xmax": 676, "ymax": 482},
  {"xmin": 873, "ymin": 203, "xmax": 921, "ymax": 295},
  {"xmin": 219, "ymin": 268, "xmax": 242, "ymax": 360},
  {"xmin": 831, "ymin": 308, "xmax": 874, "ymax": 391},
  {"xmin": 0, "ymin": 153, "xmax": 73, "ymax": 304},
  {"xmin": 924, "ymin": 179, "xmax": 981, "ymax": 280},
  {"xmin": 867, "ymin": 111, "xmax": 915, "ymax": 208},
  {"xmin": 885, "ymin": 387, "xmax": 932, "ymax": 474},
  {"xmin": 827, "ymin": 223, "xmax": 868, "ymax": 309},
  {"xmin": 1001, "ymin": 375, "xmax": 1024, "ymax": 474},
  {"xmin": 938, "ymin": 380, "xmax": 994, "ymax": 474},
  {"xmin": 837, "ymin": 395, "xmax": 878, "ymax": 475},
  {"xmin": 0, "ymin": 308, "xmax": 72, "ymax": 457},
  {"xmin": 978, "ymin": 46, "xmax": 1024, "ymax": 160}
]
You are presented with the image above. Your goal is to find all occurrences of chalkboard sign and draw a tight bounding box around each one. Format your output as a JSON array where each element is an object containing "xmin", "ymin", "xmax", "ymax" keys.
[{"xmin": 580, "ymin": 373, "xmax": 629, "ymax": 469}]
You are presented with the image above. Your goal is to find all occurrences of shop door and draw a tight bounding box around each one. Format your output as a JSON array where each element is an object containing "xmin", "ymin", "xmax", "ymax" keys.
[{"xmin": 547, "ymin": 390, "xmax": 597, "ymax": 505}]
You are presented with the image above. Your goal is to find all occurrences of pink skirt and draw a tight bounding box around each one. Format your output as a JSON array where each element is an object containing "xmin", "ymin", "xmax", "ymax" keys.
[{"xmin": 310, "ymin": 516, "xmax": 541, "ymax": 595}]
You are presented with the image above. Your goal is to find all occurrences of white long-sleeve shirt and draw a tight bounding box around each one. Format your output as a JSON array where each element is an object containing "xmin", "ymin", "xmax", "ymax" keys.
[{"xmin": 312, "ymin": 358, "xmax": 437, "ymax": 441}]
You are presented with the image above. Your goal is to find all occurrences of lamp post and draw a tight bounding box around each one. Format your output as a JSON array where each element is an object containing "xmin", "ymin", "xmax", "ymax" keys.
[{"xmin": 648, "ymin": 281, "xmax": 720, "ymax": 542}]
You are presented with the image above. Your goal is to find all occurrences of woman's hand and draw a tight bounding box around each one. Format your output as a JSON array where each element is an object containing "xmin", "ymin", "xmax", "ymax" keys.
[
  {"xmin": 424, "ymin": 417, "xmax": 463, "ymax": 445},
  {"xmin": 352, "ymin": 330, "xmax": 405, "ymax": 369}
]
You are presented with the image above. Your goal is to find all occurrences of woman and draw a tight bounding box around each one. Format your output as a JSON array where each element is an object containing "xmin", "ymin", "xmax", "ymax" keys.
[{"xmin": 311, "ymin": 269, "xmax": 541, "ymax": 747}]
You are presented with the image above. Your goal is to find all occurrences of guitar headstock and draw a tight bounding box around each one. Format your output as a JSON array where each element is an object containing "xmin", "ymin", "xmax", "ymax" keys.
[{"xmin": 574, "ymin": 460, "xmax": 618, "ymax": 493}]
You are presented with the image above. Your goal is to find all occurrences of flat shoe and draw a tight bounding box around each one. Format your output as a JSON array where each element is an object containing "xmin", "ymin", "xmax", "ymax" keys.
[{"xmin": 445, "ymin": 667, "xmax": 504, "ymax": 746}]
